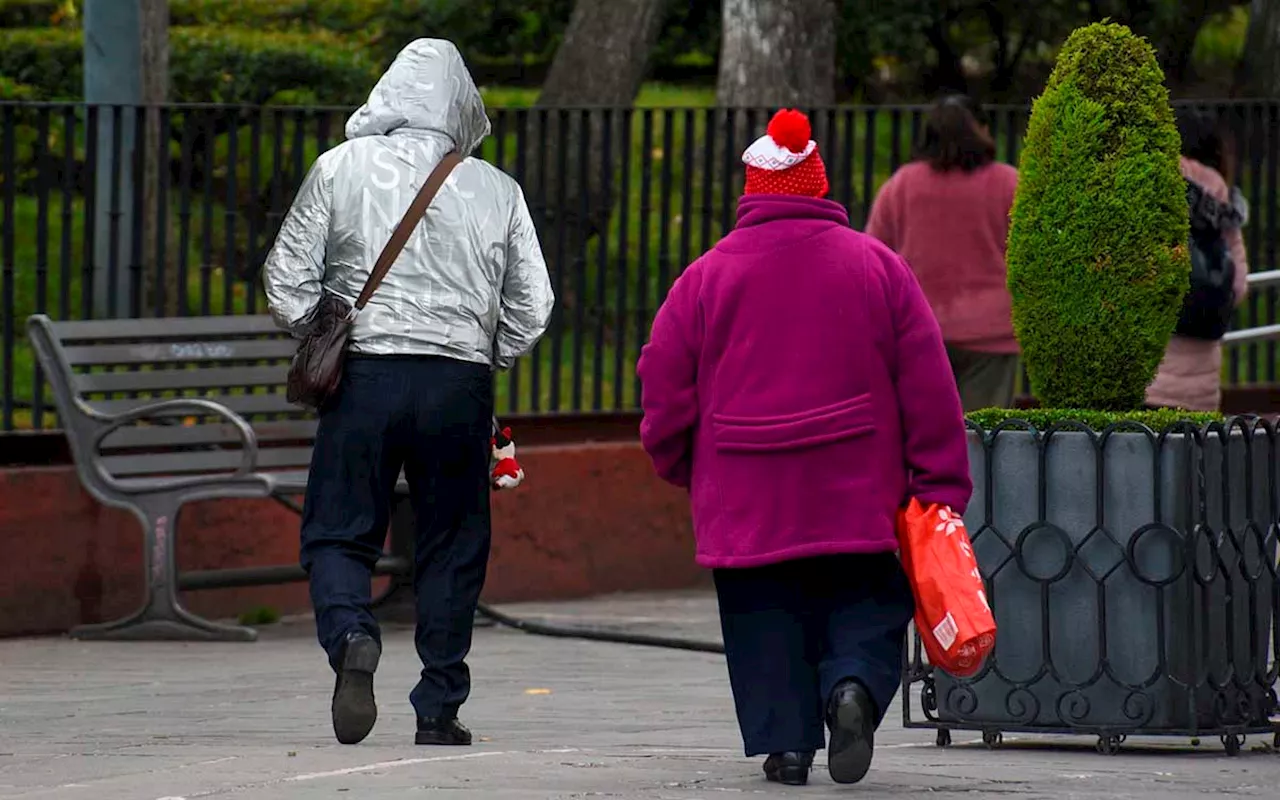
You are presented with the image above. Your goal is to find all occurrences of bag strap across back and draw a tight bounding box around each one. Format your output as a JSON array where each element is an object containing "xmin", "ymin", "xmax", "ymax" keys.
[{"xmin": 353, "ymin": 151, "xmax": 463, "ymax": 312}]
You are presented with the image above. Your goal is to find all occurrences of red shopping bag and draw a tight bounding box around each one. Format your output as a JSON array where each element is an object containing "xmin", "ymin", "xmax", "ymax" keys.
[{"xmin": 896, "ymin": 498, "xmax": 996, "ymax": 678}]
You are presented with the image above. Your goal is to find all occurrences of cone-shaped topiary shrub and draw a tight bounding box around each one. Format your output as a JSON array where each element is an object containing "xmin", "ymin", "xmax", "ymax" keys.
[{"xmin": 1007, "ymin": 22, "xmax": 1189, "ymax": 411}]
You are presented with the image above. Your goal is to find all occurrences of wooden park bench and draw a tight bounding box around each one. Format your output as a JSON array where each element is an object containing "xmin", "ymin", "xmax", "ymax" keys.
[{"xmin": 26, "ymin": 313, "xmax": 418, "ymax": 642}]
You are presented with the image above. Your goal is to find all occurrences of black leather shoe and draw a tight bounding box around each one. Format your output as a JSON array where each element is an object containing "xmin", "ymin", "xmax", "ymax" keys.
[
  {"xmin": 331, "ymin": 632, "xmax": 380, "ymax": 745},
  {"xmin": 415, "ymin": 717, "xmax": 473, "ymax": 746},
  {"xmin": 763, "ymin": 751, "xmax": 814, "ymax": 785},
  {"xmin": 827, "ymin": 680, "xmax": 876, "ymax": 784}
]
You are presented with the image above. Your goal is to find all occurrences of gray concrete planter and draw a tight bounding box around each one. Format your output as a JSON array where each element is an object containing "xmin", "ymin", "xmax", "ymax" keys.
[{"xmin": 903, "ymin": 418, "xmax": 1280, "ymax": 756}]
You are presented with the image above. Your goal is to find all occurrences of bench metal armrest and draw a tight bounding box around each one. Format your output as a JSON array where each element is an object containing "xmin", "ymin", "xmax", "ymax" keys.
[{"xmin": 89, "ymin": 398, "xmax": 261, "ymax": 494}]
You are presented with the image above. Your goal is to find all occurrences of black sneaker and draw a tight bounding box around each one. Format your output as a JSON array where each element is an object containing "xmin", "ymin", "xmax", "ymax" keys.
[
  {"xmin": 331, "ymin": 632, "xmax": 380, "ymax": 745},
  {"xmin": 415, "ymin": 717, "xmax": 473, "ymax": 746},
  {"xmin": 763, "ymin": 751, "xmax": 814, "ymax": 786},
  {"xmin": 826, "ymin": 680, "xmax": 876, "ymax": 784}
]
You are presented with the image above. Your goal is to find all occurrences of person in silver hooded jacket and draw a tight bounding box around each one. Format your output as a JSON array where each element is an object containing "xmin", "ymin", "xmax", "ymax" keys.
[{"xmin": 264, "ymin": 39, "xmax": 553, "ymax": 748}]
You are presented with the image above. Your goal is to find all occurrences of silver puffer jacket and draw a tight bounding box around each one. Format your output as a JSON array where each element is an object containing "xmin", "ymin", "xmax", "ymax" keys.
[{"xmin": 263, "ymin": 39, "xmax": 554, "ymax": 369}]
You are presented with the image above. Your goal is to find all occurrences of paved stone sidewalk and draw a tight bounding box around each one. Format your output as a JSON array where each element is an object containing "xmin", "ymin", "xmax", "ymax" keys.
[{"xmin": 0, "ymin": 591, "xmax": 1277, "ymax": 799}]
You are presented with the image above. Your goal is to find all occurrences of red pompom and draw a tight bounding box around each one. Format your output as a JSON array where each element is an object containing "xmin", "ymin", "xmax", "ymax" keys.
[{"xmin": 767, "ymin": 109, "xmax": 811, "ymax": 153}]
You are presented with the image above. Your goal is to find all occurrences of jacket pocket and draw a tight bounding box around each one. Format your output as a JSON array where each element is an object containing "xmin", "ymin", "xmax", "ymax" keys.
[{"xmin": 711, "ymin": 394, "xmax": 876, "ymax": 454}]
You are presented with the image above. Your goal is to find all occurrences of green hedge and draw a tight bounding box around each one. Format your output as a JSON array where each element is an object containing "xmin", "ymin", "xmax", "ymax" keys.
[
  {"xmin": 0, "ymin": 0, "xmax": 65, "ymax": 28},
  {"xmin": 966, "ymin": 407, "xmax": 1220, "ymax": 431},
  {"xmin": 1006, "ymin": 22, "xmax": 1189, "ymax": 411},
  {"xmin": 171, "ymin": 27, "xmax": 378, "ymax": 105},
  {"xmin": 168, "ymin": 0, "xmax": 575, "ymax": 72},
  {"xmin": 0, "ymin": 27, "xmax": 79, "ymax": 99},
  {"xmin": 0, "ymin": 0, "xmax": 430, "ymax": 33},
  {"xmin": 0, "ymin": 26, "xmax": 379, "ymax": 104},
  {"xmin": 167, "ymin": 0, "xmax": 390, "ymax": 32},
  {"xmin": 4, "ymin": 2, "xmax": 697, "ymax": 91},
  {"xmin": 0, "ymin": 75, "xmax": 35, "ymax": 99}
]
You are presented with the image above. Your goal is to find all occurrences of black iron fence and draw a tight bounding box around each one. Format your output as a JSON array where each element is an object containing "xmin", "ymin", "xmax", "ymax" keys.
[{"xmin": 1, "ymin": 100, "xmax": 1278, "ymax": 432}]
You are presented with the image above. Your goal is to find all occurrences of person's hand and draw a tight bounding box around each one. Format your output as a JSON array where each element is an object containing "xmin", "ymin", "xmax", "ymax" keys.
[{"xmin": 491, "ymin": 426, "xmax": 525, "ymax": 490}]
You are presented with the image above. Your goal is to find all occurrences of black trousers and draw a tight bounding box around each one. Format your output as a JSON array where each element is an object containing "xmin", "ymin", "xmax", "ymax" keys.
[
  {"xmin": 713, "ymin": 552, "xmax": 915, "ymax": 757},
  {"xmin": 300, "ymin": 355, "xmax": 494, "ymax": 721}
]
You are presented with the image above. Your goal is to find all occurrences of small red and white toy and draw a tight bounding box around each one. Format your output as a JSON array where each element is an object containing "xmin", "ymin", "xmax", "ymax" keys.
[{"xmin": 490, "ymin": 419, "xmax": 525, "ymax": 490}]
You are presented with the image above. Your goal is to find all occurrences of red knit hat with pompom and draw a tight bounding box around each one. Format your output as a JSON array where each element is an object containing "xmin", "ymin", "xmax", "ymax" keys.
[{"xmin": 742, "ymin": 109, "xmax": 829, "ymax": 198}]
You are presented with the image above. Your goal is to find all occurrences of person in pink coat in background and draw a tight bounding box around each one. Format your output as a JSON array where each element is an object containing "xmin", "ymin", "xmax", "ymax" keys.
[
  {"xmin": 865, "ymin": 95, "xmax": 1020, "ymax": 411},
  {"xmin": 637, "ymin": 110, "xmax": 972, "ymax": 787}
]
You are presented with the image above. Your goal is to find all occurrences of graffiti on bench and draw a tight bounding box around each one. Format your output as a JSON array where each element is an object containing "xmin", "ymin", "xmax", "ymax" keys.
[{"xmin": 129, "ymin": 342, "xmax": 239, "ymax": 361}]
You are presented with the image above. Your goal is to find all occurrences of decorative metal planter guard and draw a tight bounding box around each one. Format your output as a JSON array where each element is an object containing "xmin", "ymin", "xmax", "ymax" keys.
[{"xmin": 902, "ymin": 417, "xmax": 1280, "ymax": 756}]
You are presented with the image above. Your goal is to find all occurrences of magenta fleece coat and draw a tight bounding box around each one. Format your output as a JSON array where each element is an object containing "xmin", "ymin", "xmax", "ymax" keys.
[{"xmin": 638, "ymin": 195, "xmax": 972, "ymax": 569}]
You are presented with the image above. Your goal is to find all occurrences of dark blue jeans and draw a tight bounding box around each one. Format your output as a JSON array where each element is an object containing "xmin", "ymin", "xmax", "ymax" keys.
[
  {"xmin": 301, "ymin": 355, "xmax": 494, "ymax": 721},
  {"xmin": 713, "ymin": 552, "xmax": 914, "ymax": 757}
]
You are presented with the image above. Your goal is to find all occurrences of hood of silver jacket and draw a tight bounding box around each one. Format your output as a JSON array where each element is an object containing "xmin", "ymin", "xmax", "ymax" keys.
[
  {"xmin": 345, "ymin": 38, "xmax": 491, "ymax": 153},
  {"xmin": 263, "ymin": 39, "xmax": 553, "ymax": 370}
]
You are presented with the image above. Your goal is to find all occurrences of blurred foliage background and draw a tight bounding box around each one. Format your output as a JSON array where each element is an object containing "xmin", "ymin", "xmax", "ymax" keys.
[{"xmin": 0, "ymin": 0, "xmax": 1260, "ymax": 106}]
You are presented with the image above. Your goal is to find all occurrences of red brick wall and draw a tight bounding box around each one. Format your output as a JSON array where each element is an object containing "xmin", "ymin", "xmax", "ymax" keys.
[{"xmin": 0, "ymin": 442, "xmax": 704, "ymax": 638}]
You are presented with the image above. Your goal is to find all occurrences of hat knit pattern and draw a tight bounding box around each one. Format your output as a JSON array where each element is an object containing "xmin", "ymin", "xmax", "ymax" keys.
[{"xmin": 742, "ymin": 109, "xmax": 830, "ymax": 198}]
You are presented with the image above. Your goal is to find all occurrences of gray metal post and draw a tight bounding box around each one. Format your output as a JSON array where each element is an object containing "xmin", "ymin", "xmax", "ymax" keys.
[
  {"xmin": 83, "ymin": 0, "xmax": 166, "ymax": 318},
  {"xmin": 83, "ymin": 0, "xmax": 140, "ymax": 318}
]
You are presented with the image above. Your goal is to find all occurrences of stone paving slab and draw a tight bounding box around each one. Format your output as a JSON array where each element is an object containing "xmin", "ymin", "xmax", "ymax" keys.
[{"xmin": 0, "ymin": 591, "xmax": 1277, "ymax": 799}]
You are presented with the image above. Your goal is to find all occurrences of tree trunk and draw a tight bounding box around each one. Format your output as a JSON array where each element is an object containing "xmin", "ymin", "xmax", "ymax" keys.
[
  {"xmin": 1236, "ymin": 0, "xmax": 1280, "ymax": 96},
  {"xmin": 923, "ymin": 17, "xmax": 969, "ymax": 96},
  {"xmin": 715, "ymin": 0, "xmax": 837, "ymax": 108},
  {"xmin": 539, "ymin": 0, "xmax": 667, "ymax": 108},
  {"xmin": 714, "ymin": 0, "xmax": 837, "ymax": 201},
  {"xmin": 523, "ymin": 0, "xmax": 668, "ymax": 307},
  {"xmin": 983, "ymin": 2, "xmax": 1039, "ymax": 99},
  {"xmin": 139, "ymin": 0, "xmax": 171, "ymax": 315}
]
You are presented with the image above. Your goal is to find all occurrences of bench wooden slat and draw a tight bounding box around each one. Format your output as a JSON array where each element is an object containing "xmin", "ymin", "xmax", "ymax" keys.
[
  {"xmin": 89, "ymin": 392, "xmax": 303, "ymax": 419},
  {"xmin": 101, "ymin": 419, "xmax": 320, "ymax": 451},
  {"xmin": 101, "ymin": 446, "xmax": 316, "ymax": 477},
  {"xmin": 62, "ymin": 339, "xmax": 298, "ymax": 367},
  {"xmin": 48, "ymin": 315, "xmax": 282, "ymax": 343},
  {"xmin": 75, "ymin": 365, "xmax": 290, "ymax": 394}
]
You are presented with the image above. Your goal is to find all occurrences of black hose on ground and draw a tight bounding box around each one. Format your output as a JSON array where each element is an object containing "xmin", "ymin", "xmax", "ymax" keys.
[
  {"xmin": 476, "ymin": 417, "xmax": 725, "ymax": 654},
  {"xmin": 474, "ymin": 601, "xmax": 726, "ymax": 655}
]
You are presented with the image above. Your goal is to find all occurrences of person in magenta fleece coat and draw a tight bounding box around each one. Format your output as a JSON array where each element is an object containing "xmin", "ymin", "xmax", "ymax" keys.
[{"xmin": 637, "ymin": 109, "xmax": 972, "ymax": 788}]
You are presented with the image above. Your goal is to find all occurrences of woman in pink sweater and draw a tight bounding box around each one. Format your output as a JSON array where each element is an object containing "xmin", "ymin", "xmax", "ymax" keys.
[
  {"xmin": 866, "ymin": 95, "xmax": 1020, "ymax": 411},
  {"xmin": 638, "ymin": 110, "xmax": 970, "ymax": 787},
  {"xmin": 1147, "ymin": 110, "xmax": 1249, "ymax": 411}
]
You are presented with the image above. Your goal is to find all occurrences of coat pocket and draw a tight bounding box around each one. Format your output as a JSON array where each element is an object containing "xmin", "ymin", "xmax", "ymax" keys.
[{"xmin": 711, "ymin": 394, "xmax": 876, "ymax": 454}]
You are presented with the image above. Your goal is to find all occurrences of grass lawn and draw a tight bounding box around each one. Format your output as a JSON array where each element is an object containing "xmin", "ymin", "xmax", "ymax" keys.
[{"xmin": 478, "ymin": 83, "xmax": 718, "ymax": 109}]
